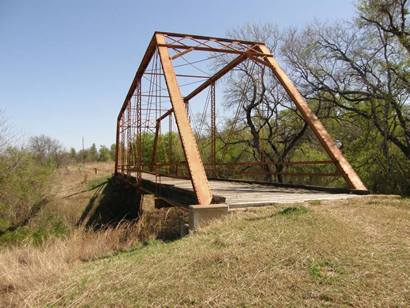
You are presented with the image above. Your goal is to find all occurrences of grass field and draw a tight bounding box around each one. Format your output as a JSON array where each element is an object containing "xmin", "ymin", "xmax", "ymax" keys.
[
  {"xmin": 0, "ymin": 163, "xmax": 409, "ymax": 306},
  {"xmin": 6, "ymin": 197, "xmax": 410, "ymax": 306}
]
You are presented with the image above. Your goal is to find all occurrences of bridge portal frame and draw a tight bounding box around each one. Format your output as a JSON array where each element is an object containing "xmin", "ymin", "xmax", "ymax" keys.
[{"xmin": 115, "ymin": 32, "xmax": 367, "ymax": 206}]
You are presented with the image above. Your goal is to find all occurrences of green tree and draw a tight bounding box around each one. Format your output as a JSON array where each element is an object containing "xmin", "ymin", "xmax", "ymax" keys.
[
  {"xmin": 69, "ymin": 148, "xmax": 77, "ymax": 161},
  {"xmin": 110, "ymin": 144, "xmax": 116, "ymax": 161},
  {"xmin": 98, "ymin": 145, "xmax": 111, "ymax": 161},
  {"xmin": 86, "ymin": 143, "xmax": 98, "ymax": 161}
]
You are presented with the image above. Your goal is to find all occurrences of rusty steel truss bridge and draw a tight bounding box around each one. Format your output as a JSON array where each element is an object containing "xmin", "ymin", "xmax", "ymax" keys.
[{"xmin": 114, "ymin": 32, "xmax": 368, "ymax": 212}]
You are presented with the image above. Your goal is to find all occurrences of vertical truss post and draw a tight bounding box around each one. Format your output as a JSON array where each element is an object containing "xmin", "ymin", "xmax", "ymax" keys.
[
  {"xmin": 210, "ymin": 82, "xmax": 216, "ymax": 177},
  {"xmin": 150, "ymin": 120, "xmax": 160, "ymax": 171},
  {"xmin": 114, "ymin": 118, "xmax": 120, "ymax": 175},
  {"xmin": 126, "ymin": 101, "xmax": 132, "ymax": 176},
  {"xmin": 257, "ymin": 44, "xmax": 367, "ymax": 191},
  {"xmin": 131, "ymin": 96, "xmax": 137, "ymax": 168},
  {"xmin": 120, "ymin": 116, "xmax": 126, "ymax": 174},
  {"xmin": 156, "ymin": 33, "xmax": 213, "ymax": 205},
  {"xmin": 168, "ymin": 114, "xmax": 173, "ymax": 173},
  {"xmin": 136, "ymin": 84, "xmax": 142, "ymax": 183},
  {"xmin": 185, "ymin": 100, "xmax": 190, "ymax": 121}
]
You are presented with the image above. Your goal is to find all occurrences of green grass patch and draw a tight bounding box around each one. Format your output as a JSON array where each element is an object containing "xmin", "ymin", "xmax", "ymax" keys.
[
  {"xmin": 278, "ymin": 206, "xmax": 309, "ymax": 216},
  {"xmin": 0, "ymin": 218, "xmax": 9, "ymax": 231},
  {"xmin": 308, "ymin": 258, "xmax": 345, "ymax": 284}
]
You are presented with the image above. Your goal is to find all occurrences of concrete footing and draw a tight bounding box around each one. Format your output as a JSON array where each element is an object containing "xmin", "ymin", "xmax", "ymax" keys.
[{"xmin": 189, "ymin": 204, "xmax": 229, "ymax": 229}]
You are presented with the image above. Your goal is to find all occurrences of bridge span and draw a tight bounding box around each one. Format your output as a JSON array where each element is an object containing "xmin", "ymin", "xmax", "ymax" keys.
[
  {"xmin": 136, "ymin": 172, "xmax": 366, "ymax": 208},
  {"xmin": 118, "ymin": 172, "xmax": 367, "ymax": 228},
  {"xmin": 114, "ymin": 32, "xmax": 368, "ymax": 227}
]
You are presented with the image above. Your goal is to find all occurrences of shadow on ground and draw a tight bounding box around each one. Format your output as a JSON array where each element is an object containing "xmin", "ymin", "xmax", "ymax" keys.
[
  {"xmin": 77, "ymin": 176, "xmax": 141, "ymax": 229},
  {"xmin": 77, "ymin": 176, "xmax": 188, "ymax": 241}
]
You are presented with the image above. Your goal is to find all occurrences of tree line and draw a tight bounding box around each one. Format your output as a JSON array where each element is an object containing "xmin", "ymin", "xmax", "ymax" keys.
[{"xmin": 25, "ymin": 135, "xmax": 116, "ymax": 166}]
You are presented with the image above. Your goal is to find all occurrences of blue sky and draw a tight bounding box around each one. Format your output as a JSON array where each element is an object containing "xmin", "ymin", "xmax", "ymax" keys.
[{"xmin": 0, "ymin": 0, "xmax": 356, "ymax": 150}]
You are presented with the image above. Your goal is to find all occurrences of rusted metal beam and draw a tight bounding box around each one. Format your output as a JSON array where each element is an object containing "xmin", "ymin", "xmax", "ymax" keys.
[
  {"xmin": 114, "ymin": 119, "xmax": 120, "ymax": 174},
  {"xmin": 157, "ymin": 109, "xmax": 172, "ymax": 122},
  {"xmin": 146, "ymin": 160, "xmax": 336, "ymax": 169},
  {"xmin": 208, "ymin": 170, "xmax": 340, "ymax": 177},
  {"xmin": 171, "ymin": 47, "xmax": 194, "ymax": 60},
  {"xmin": 185, "ymin": 53, "xmax": 248, "ymax": 101},
  {"xmin": 158, "ymin": 43, "xmax": 273, "ymax": 58},
  {"xmin": 156, "ymin": 33, "xmax": 213, "ymax": 205},
  {"xmin": 210, "ymin": 82, "xmax": 216, "ymax": 177},
  {"xmin": 150, "ymin": 120, "xmax": 161, "ymax": 171},
  {"xmin": 256, "ymin": 44, "xmax": 367, "ymax": 191},
  {"xmin": 155, "ymin": 31, "xmax": 264, "ymax": 46},
  {"xmin": 136, "ymin": 84, "xmax": 142, "ymax": 183},
  {"xmin": 155, "ymin": 53, "xmax": 248, "ymax": 124},
  {"xmin": 143, "ymin": 72, "xmax": 209, "ymax": 78},
  {"xmin": 157, "ymin": 43, "xmax": 245, "ymax": 55},
  {"xmin": 168, "ymin": 114, "xmax": 173, "ymax": 165}
]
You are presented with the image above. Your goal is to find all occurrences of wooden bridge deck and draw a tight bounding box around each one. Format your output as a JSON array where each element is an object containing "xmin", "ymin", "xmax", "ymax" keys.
[{"xmin": 138, "ymin": 173, "xmax": 364, "ymax": 208}]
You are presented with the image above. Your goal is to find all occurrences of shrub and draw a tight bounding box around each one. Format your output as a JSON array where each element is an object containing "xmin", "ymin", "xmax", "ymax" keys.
[{"xmin": 0, "ymin": 148, "xmax": 55, "ymax": 231}]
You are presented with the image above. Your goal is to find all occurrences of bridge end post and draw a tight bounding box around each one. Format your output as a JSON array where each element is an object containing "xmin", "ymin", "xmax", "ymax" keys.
[{"xmin": 156, "ymin": 33, "xmax": 213, "ymax": 206}]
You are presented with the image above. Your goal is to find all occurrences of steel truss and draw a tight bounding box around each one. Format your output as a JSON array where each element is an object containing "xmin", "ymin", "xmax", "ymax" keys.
[{"xmin": 115, "ymin": 32, "xmax": 367, "ymax": 205}]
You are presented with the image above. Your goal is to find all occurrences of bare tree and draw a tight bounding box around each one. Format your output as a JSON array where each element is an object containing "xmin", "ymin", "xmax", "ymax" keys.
[
  {"xmin": 282, "ymin": 15, "xmax": 410, "ymax": 160},
  {"xmin": 359, "ymin": 0, "xmax": 410, "ymax": 54},
  {"xmin": 29, "ymin": 135, "xmax": 64, "ymax": 166},
  {"xmin": 219, "ymin": 25, "xmax": 320, "ymax": 182},
  {"xmin": 0, "ymin": 111, "xmax": 23, "ymax": 182},
  {"xmin": 0, "ymin": 110, "xmax": 11, "ymax": 152}
]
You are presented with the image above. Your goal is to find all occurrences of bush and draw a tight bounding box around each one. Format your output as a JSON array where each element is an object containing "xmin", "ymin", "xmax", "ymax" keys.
[{"xmin": 0, "ymin": 147, "xmax": 55, "ymax": 231}]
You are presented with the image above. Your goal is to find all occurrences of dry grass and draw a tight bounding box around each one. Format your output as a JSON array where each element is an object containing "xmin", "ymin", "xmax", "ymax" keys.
[
  {"xmin": 11, "ymin": 196, "xmax": 408, "ymax": 307},
  {"xmin": 0, "ymin": 162, "xmax": 188, "ymax": 306},
  {"xmin": 0, "ymin": 225, "xmax": 135, "ymax": 302},
  {"xmin": 1, "ymin": 162, "xmax": 409, "ymax": 306},
  {"xmin": 0, "ymin": 205, "xmax": 186, "ymax": 307},
  {"xmin": 46, "ymin": 162, "xmax": 115, "ymax": 226},
  {"xmin": 0, "ymin": 226, "xmax": 129, "ymax": 306}
]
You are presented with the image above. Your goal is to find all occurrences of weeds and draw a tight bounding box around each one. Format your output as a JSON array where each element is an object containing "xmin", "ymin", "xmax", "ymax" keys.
[
  {"xmin": 279, "ymin": 206, "xmax": 308, "ymax": 216},
  {"xmin": 308, "ymin": 258, "xmax": 344, "ymax": 283},
  {"xmin": 0, "ymin": 209, "xmax": 183, "ymax": 306},
  {"xmin": 0, "ymin": 150, "xmax": 55, "ymax": 231},
  {"xmin": 0, "ymin": 224, "xmax": 135, "ymax": 305}
]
